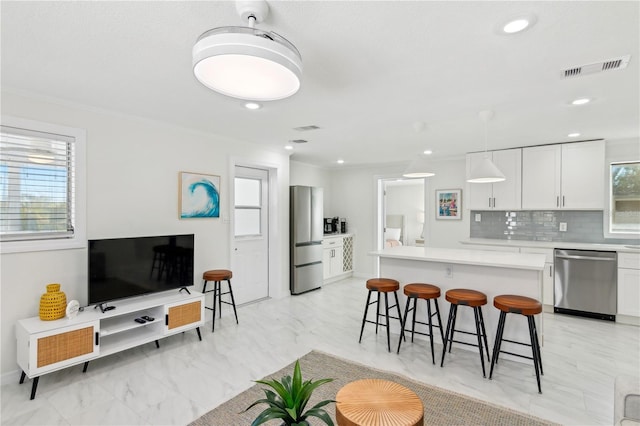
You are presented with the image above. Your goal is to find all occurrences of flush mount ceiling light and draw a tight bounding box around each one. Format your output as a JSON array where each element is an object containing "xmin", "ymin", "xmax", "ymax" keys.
[
  {"xmin": 467, "ymin": 110, "xmax": 506, "ymax": 184},
  {"xmin": 193, "ymin": 0, "xmax": 302, "ymax": 101}
]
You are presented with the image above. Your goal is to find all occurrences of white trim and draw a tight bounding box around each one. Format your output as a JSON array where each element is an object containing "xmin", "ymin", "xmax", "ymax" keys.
[{"xmin": 0, "ymin": 115, "xmax": 87, "ymax": 254}]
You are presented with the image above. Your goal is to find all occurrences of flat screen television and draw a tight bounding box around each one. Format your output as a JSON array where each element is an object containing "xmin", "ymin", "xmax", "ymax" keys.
[{"xmin": 88, "ymin": 234, "xmax": 194, "ymax": 306}]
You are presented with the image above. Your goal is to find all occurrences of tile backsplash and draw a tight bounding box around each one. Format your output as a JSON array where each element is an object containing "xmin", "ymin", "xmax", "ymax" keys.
[{"xmin": 470, "ymin": 210, "xmax": 639, "ymax": 245}]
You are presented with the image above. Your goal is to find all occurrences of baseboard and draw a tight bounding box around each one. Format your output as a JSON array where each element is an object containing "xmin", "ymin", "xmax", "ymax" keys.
[{"xmin": 616, "ymin": 314, "xmax": 640, "ymax": 326}]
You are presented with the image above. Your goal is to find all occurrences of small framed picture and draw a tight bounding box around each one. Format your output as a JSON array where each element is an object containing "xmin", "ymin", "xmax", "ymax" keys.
[
  {"xmin": 179, "ymin": 171, "xmax": 220, "ymax": 219},
  {"xmin": 436, "ymin": 189, "xmax": 462, "ymax": 220}
]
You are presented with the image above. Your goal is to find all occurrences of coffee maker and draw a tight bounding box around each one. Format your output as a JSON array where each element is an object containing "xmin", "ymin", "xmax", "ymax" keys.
[{"xmin": 324, "ymin": 217, "xmax": 339, "ymax": 234}]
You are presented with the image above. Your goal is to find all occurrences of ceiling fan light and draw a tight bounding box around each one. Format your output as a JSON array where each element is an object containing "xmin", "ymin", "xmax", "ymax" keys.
[
  {"xmin": 403, "ymin": 158, "xmax": 435, "ymax": 178},
  {"xmin": 467, "ymin": 157, "xmax": 506, "ymax": 183},
  {"xmin": 193, "ymin": 27, "xmax": 302, "ymax": 101}
]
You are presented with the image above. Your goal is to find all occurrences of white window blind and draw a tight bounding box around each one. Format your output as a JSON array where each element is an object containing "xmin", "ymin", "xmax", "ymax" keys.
[{"xmin": 0, "ymin": 125, "xmax": 76, "ymax": 242}]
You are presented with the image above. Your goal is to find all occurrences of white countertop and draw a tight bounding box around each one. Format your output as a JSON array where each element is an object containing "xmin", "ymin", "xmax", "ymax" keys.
[
  {"xmin": 461, "ymin": 238, "xmax": 640, "ymax": 253},
  {"xmin": 370, "ymin": 246, "xmax": 545, "ymax": 270}
]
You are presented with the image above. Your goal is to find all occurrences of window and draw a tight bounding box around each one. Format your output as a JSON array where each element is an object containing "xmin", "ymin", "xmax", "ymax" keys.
[
  {"xmin": 234, "ymin": 177, "xmax": 262, "ymax": 237},
  {"xmin": 0, "ymin": 116, "xmax": 86, "ymax": 253},
  {"xmin": 610, "ymin": 161, "xmax": 640, "ymax": 235}
]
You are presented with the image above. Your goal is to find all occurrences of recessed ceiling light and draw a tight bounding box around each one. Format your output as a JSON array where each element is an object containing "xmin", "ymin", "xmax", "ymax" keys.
[
  {"xmin": 284, "ymin": 144, "xmax": 293, "ymax": 150},
  {"xmin": 568, "ymin": 132, "xmax": 581, "ymax": 138},
  {"xmin": 571, "ymin": 98, "xmax": 591, "ymax": 105},
  {"xmin": 499, "ymin": 15, "xmax": 536, "ymax": 34},
  {"xmin": 337, "ymin": 159, "xmax": 344, "ymax": 164},
  {"xmin": 503, "ymin": 19, "xmax": 529, "ymax": 33},
  {"xmin": 244, "ymin": 102, "xmax": 262, "ymax": 110},
  {"xmin": 423, "ymin": 150, "xmax": 433, "ymax": 155}
]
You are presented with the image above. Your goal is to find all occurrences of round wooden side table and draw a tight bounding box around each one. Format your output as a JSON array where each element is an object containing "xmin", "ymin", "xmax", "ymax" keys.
[{"xmin": 335, "ymin": 379, "xmax": 424, "ymax": 426}]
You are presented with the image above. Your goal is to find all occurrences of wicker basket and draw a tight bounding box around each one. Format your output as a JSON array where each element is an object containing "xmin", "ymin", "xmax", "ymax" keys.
[{"xmin": 39, "ymin": 283, "xmax": 67, "ymax": 321}]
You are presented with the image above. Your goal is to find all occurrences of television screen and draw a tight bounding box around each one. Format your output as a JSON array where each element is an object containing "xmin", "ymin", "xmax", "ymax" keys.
[{"xmin": 88, "ymin": 234, "xmax": 194, "ymax": 305}]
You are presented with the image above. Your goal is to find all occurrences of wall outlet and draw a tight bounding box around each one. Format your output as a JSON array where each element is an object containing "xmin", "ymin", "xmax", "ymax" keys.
[
  {"xmin": 445, "ymin": 265, "xmax": 453, "ymax": 278},
  {"xmin": 475, "ymin": 213, "xmax": 481, "ymax": 222},
  {"xmin": 559, "ymin": 222, "xmax": 567, "ymax": 232}
]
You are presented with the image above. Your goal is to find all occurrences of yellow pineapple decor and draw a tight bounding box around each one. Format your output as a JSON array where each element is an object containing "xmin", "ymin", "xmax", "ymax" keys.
[{"xmin": 39, "ymin": 284, "xmax": 67, "ymax": 321}]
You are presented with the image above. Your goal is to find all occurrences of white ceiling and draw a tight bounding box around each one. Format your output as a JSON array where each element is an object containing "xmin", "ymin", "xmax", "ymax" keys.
[{"xmin": 2, "ymin": 1, "xmax": 639, "ymax": 169}]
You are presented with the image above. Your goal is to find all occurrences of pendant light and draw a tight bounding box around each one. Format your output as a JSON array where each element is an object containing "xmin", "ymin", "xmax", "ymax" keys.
[
  {"xmin": 403, "ymin": 121, "xmax": 435, "ymax": 178},
  {"xmin": 467, "ymin": 110, "xmax": 506, "ymax": 183},
  {"xmin": 192, "ymin": 0, "xmax": 302, "ymax": 101}
]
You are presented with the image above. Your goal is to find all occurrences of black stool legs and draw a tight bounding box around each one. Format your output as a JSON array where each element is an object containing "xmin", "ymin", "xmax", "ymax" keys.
[
  {"xmin": 359, "ymin": 289, "xmax": 403, "ymax": 352},
  {"xmin": 489, "ymin": 311, "xmax": 543, "ymax": 393},
  {"xmin": 202, "ymin": 278, "xmax": 238, "ymax": 333},
  {"xmin": 441, "ymin": 304, "xmax": 490, "ymax": 377},
  {"xmin": 397, "ymin": 297, "xmax": 444, "ymax": 364}
]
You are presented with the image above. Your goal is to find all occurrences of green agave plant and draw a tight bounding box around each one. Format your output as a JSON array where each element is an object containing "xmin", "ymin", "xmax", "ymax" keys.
[{"xmin": 243, "ymin": 360, "xmax": 335, "ymax": 426}]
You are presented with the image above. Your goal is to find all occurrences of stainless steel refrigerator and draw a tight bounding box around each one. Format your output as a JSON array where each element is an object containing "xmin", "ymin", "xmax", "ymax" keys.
[{"xmin": 290, "ymin": 186, "xmax": 324, "ymax": 294}]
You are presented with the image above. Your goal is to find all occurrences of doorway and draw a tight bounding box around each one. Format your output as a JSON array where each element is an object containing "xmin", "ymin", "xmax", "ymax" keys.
[
  {"xmin": 377, "ymin": 177, "xmax": 426, "ymax": 250},
  {"xmin": 231, "ymin": 166, "xmax": 270, "ymax": 305}
]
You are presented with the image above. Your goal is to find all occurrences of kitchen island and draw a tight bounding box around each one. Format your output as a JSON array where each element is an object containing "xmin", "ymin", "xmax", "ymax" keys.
[{"xmin": 369, "ymin": 246, "xmax": 546, "ymax": 362}]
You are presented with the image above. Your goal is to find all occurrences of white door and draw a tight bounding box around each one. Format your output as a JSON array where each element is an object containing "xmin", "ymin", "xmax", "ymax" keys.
[{"xmin": 231, "ymin": 166, "xmax": 269, "ymax": 305}]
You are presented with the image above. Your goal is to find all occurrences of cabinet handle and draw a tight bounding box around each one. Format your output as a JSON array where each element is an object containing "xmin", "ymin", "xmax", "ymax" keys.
[
  {"xmin": 165, "ymin": 314, "xmax": 169, "ymax": 326},
  {"xmin": 489, "ymin": 197, "xmax": 492, "ymax": 208},
  {"xmin": 562, "ymin": 196, "xmax": 565, "ymax": 207},
  {"xmin": 95, "ymin": 332, "xmax": 99, "ymax": 346},
  {"xmin": 556, "ymin": 196, "xmax": 559, "ymax": 207},
  {"xmin": 549, "ymin": 265, "xmax": 553, "ymax": 277},
  {"xmin": 493, "ymin": 197, "xmax": 496, "ymax": 208}
]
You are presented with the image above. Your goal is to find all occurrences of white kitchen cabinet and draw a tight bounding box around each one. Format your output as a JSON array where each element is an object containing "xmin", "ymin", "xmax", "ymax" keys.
[
  {"xmin": 322, "ymin": 234, "xmax": 353, "ymax": 282},
  {"xmin": 466, "ymin": 148, "xmax": 522, "ymax": 210},
  {"xmin": 522, "ymin": 140, "xmax": 605, "ymax": 210},
  {"xmin": 618, "ymin": 252, "xmax": 640, "ymax": 320}
]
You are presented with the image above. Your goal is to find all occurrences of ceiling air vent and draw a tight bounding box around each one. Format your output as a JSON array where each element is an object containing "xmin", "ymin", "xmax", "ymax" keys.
[
  {"xmin": 561, "ymin": 55, "xmax": 630, "ymax": 79},
  {"xmin": 293, "ymin": 125, "xmax": 320, "ymax": 132},
  {"xmin": 290, "ymin": 139, "xmax": 308, "ymax": 144}
]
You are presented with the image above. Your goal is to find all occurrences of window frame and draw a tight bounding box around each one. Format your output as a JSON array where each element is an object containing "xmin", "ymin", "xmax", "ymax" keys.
[
  {"xmin": 605, "ymin": 159, "xmax": 640, "ymax": 240},
  {"xmin": 233, "ymin": 176, "xmax": 263, "ymax": 239},
  {"xmin": 0, "ymin": 116, "xmax": 86, "ymax": 253}
]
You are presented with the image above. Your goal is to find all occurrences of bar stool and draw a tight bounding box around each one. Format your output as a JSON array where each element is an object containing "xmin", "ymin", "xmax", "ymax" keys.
[
  {"xmin": 358, "ymin": 278, "xmax": 403, "ymax": 352},
  {"xmin": 489, "ymin": 294, "xmax": 543, "ymax": 393},
  {"xmin": 440, "ymin": 288, "xmax": 490, "ymax": 377},
  {"xmin": 396, "ymin": 283, "xmax": 444, "ymax": 364},
  {"xmin": 202, "ymin": 269, "xmax": 238, "ymax": 333}
]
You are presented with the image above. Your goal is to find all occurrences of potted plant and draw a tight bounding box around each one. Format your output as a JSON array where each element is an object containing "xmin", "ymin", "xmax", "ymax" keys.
[{"xmin": 243, "ymin": 359, "xmax": 335, "ymax": 426}]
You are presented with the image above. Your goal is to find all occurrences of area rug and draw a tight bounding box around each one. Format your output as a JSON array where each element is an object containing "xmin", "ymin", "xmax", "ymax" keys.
[{"xmin": 190, "ymin": 350, "xmax": 558, "ymax": 426}]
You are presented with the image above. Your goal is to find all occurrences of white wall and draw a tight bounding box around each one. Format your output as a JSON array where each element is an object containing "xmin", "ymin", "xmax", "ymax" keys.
[{"xmin": 0, "ymin": 91, "xmax": 290, "ymax": 377}]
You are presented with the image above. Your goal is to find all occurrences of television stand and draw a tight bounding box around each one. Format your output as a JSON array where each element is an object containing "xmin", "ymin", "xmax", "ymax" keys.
[{"xmin": 16, "ymin": 289, "xmax": 204, "ymax": 400}]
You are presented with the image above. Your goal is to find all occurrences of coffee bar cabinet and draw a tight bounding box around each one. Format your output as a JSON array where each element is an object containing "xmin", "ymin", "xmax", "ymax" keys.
[
  {"xmin": 16, "ymin": 290, "xmax": 204, "ymax": 399},
  {"xmin": 322, "ymin": 234, "xmax": 354, "ymax": 283}
]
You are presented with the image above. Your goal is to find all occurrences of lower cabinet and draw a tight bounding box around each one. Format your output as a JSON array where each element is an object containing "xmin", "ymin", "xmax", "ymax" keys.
[
  {"xmin": 618, "ymin": 253, "xmax": 640, "ymax": 319},
  {"xmin": 322, "ymin": 234, "xmax": 353, "ymax": 282},
  {"xmin": 519, "ymin": 248, "xmax": 554, "ymax": 307},
  {"xmin": 16, "ymin": 290, "xmax": 204, "ymax": 399}
]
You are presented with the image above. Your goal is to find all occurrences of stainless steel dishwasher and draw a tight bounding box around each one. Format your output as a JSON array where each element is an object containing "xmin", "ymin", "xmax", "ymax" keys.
[{"xmin": 554, "ymin": 249, "xmax": 617, "ymax": 321}]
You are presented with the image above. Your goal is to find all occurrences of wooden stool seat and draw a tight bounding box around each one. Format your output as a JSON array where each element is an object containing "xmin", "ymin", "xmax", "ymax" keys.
[
  {"xmin": 493, "ymin": 294, "xmax": 542, "ymax": 316},
  {"xmin": 202, "ymin": 269, "xmax": 232, "ymax": 281},
  {"xmin": 403, "ymin": 283, "xmax": 441, "ymax": 299},
  {"xmin": 445, "ymin": 288, "xmax": 487, "ymax": 307},
  {"xmin": 366, "ymin": 278, "xmax": 399, "ymax": 292},
  {"xmin": 336, "ymin": 379, "xmax": 424, "ymax": 426}
]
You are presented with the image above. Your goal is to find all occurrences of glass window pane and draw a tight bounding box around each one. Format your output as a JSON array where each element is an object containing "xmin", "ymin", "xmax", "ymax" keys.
[
  {"xmin": 235, "ymin": 178, "xmax": 260, "ymax": 207},
  {"xmin": 235, "ymin": 208, "xmax": 261, "ymax": 236},
  {"xmin": 611, "ymin": 161, "xmax": 640, "ymax": 234}
]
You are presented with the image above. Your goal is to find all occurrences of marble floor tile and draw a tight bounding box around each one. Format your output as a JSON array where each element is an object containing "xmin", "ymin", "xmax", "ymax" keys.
[{"xmin": 1, "ymin": 277, "xmax": 639, "ymax": 425}]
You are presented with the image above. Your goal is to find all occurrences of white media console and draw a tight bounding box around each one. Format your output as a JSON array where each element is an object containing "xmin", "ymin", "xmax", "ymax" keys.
[{"xmin": 16, "ymin": 289, "xmax": 205, "ymax": 399}]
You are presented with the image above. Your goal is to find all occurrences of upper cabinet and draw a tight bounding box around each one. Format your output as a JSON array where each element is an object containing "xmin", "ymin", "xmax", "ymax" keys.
[
  {"xmin": 466, "ymin": 148, "xmax": 522, "ymax": 210},
  {"xmin": 522, "ymin": 140, "xmax": 605, "ymax": 210}
]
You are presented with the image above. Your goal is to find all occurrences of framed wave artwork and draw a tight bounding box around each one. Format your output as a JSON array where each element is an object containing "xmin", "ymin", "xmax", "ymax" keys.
[{"xmin": 179, "ymin": 171, "xmax": 220, "ymax": 219}]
